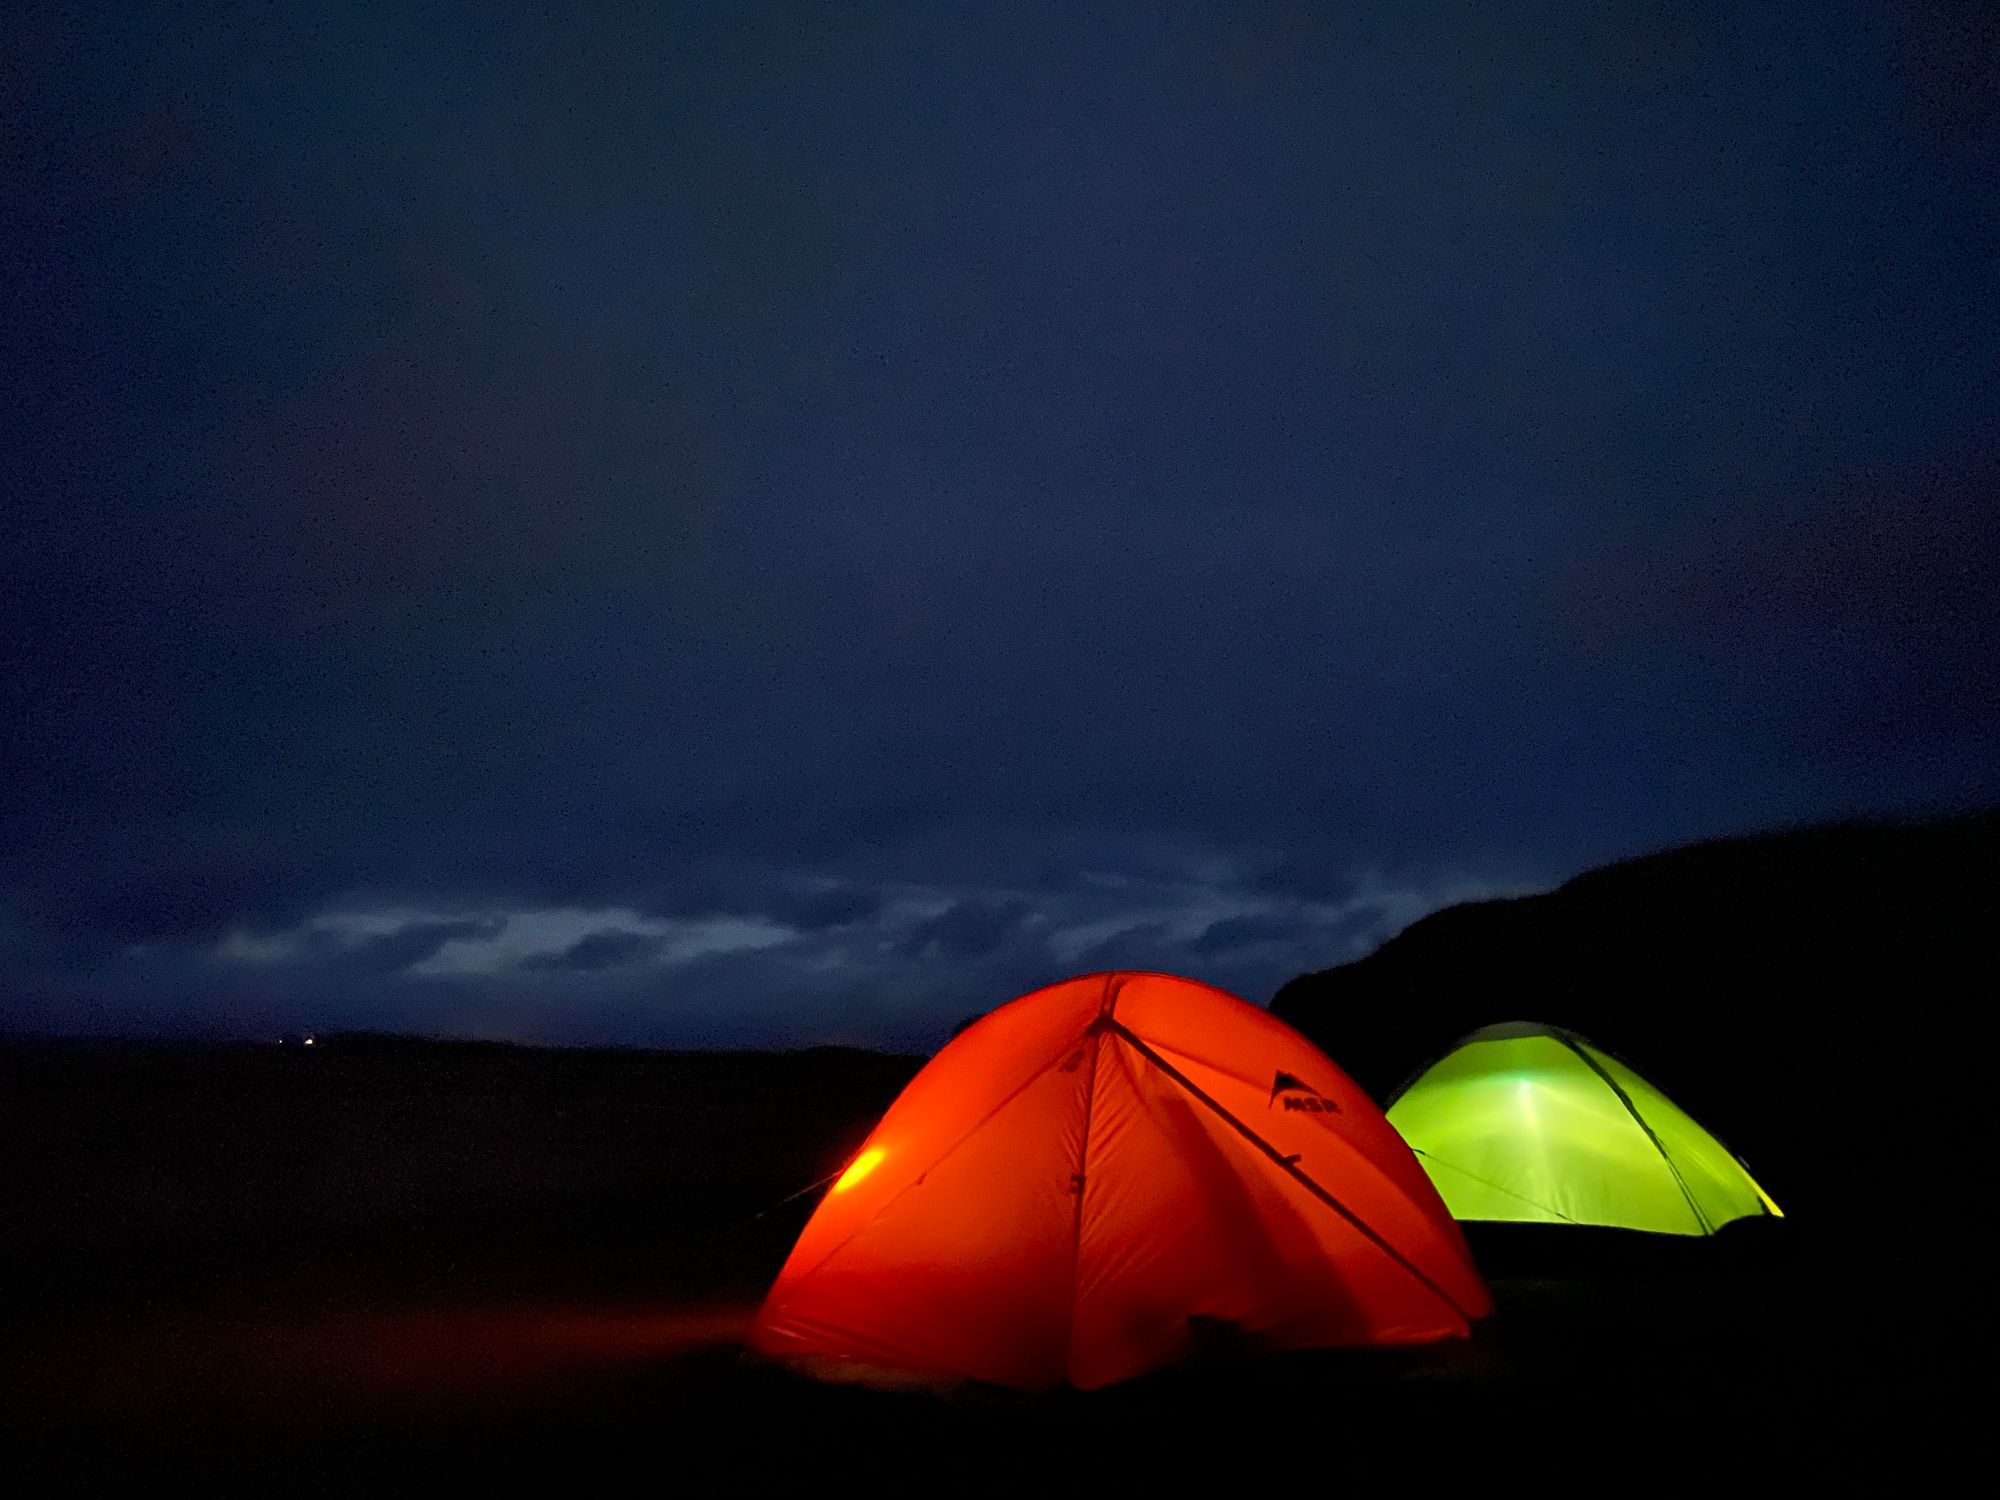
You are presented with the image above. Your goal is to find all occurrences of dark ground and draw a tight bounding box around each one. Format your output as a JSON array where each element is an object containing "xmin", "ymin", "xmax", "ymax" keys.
[{"xmin": 0, "ymin": 1026, "xmax": 1957, "ymax": 1491}]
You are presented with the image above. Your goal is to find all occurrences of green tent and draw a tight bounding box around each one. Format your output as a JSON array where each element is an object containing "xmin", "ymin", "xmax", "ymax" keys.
[{"xmin": 1385, "ymin": 1022, "xmax": 1781, "ymax": 1235}]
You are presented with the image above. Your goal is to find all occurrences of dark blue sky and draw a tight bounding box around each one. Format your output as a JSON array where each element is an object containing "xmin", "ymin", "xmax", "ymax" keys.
[{"xmin": 5, "ymin": 2, "xmax": 1995, "ymax": 1048}]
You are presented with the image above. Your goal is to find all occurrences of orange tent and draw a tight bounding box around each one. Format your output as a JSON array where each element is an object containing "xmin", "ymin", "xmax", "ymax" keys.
[{"xmin": 751, "ymin": 972, "xmax": 1490, "ymax": 1389}]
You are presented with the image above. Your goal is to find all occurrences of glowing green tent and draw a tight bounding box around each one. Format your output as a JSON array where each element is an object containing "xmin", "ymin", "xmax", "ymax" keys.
[{"xmin": 1385, "ymin": 1022, "xmax": 1781, "ymax": 1235}]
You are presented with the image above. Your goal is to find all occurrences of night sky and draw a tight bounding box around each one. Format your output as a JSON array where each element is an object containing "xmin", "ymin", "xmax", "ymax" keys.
[{"xmin": 5, "ymin": 3, "xmax": 1995, "ymax": 1048}]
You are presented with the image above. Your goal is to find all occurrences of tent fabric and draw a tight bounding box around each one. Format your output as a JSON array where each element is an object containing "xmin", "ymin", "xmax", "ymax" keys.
[
  {"xmin": 1385, "ymin": 1021, "xmax": 1782, "ymax": 1236},
  {"xmin": 750, "ymin": 972, "xmax": 1491, "ymax": 1390}
]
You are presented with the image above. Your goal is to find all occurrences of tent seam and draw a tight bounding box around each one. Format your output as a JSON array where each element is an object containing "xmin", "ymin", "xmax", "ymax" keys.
[
  {"xmin": 1104, "ymin": 1019, "xmax": 1480, "ymax": 1328},
  {"xmin": 1411, "ymin": 1147, "xmax": 1581, "ymax": 1224},
  {"xmin": 1558, "ymin": 1033, "xmax": 1712, "ymax": 1235},
  {"xmin": 765, "ymin": 1042, "xmax": 1084, "ymax": 1306},
  {"xmin": 1060, "ymin": 1025, "xmax": 1106, "ymax": 1383}
]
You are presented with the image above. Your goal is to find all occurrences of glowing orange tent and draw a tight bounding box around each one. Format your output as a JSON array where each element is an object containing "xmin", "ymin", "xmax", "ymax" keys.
[{"xmin": 751, "ymin": 972, "xmax": 1490, "ymax": 1389}]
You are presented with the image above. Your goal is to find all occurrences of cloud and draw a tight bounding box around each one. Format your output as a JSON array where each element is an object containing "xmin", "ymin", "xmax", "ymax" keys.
[
  {"xmin": 1071, "ymin": 921, "xmax": 1179, "ymax": 974},
  {"xmin": 898, "ymin": 899, "xmax": 1037, "ymax": 961},
  {"xmin": 1249, "ymin": 853, "xmax": 1364, "ymax": 906},
  {"xmin": 1, "ymin": 838, "xmax": 1537, "ymax": 1050},
  {"xmin": 760, "ymin": 884, "xmax": 883, "ymax": 932},
  {"xmin": 342, "ymin": 918, "xmax": 507, "ymax": 975},
  {"xmin": 519, "ymin": 928, "xmax": 666, "ymax": 973},
  {"xmin": 18, "ymin": 825, "xmax": 339, "ymax": 956},
  {"xmin": 1189, "ymin": 911, "xmax": 1306, "ymax": 956}
]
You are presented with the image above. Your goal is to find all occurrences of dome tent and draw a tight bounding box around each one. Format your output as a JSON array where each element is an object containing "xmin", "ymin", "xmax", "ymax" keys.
[
  {"xmin": 751, "ymin": 972, "xmax": 1490, "ymax": 1390},
  {"xmin": 1385, "ymin": 1021, "xmax": 1782, "ymax": 1235}
]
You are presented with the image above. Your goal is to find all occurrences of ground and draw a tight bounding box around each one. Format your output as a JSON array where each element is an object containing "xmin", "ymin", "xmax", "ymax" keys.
[{"xmin": 0, "ymin": 1037, "xmax": 1940, "ymax": 1490}]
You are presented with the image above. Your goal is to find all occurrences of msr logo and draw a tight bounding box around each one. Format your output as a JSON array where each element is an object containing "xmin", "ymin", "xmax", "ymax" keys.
[{"xmin": 1269, "ymin": 1071, "xmax": 1341, "ymax": 1114}]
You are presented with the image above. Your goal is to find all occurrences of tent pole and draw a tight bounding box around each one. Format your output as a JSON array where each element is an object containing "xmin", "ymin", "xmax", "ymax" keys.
[
  {"xmin": 1558, "ymin": 1034, "xmax": 1712, "ymax": 1235},
  {"xmin": 1102, "ymin": 1020, "xmax": 1480, "ymax": 1327}
]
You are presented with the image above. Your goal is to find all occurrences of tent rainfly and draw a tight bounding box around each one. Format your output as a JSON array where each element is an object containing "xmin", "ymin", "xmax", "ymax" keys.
[
  {"xmin": 752, "ymin": 971, "xmax": 1490, "ymax": 1389},
  {"xmin": 1386, "ymin": 1021, "xmax": 1782, "ymax": 1236}
]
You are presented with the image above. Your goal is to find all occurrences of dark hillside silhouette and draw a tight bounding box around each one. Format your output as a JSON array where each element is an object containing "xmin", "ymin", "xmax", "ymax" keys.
[{"xmin": 1273, "ymin": 808, "xmax": 1999, "ymax": 1270}]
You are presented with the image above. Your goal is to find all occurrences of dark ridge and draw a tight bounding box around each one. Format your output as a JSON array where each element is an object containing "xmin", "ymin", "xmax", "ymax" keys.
[{"xmin": 1271, "ymin": 805, "xmax": 2000, "ymax": 1241}]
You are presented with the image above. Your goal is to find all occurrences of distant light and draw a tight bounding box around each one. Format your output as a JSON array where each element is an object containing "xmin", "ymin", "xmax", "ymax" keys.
[
  {"xmin": 303, "ymin": 1036, "xmax": 315, "ymax": 1046},
  {"xmin": 832, "ymin": 1147, "xmax": 886, "ymax": 1193}
]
